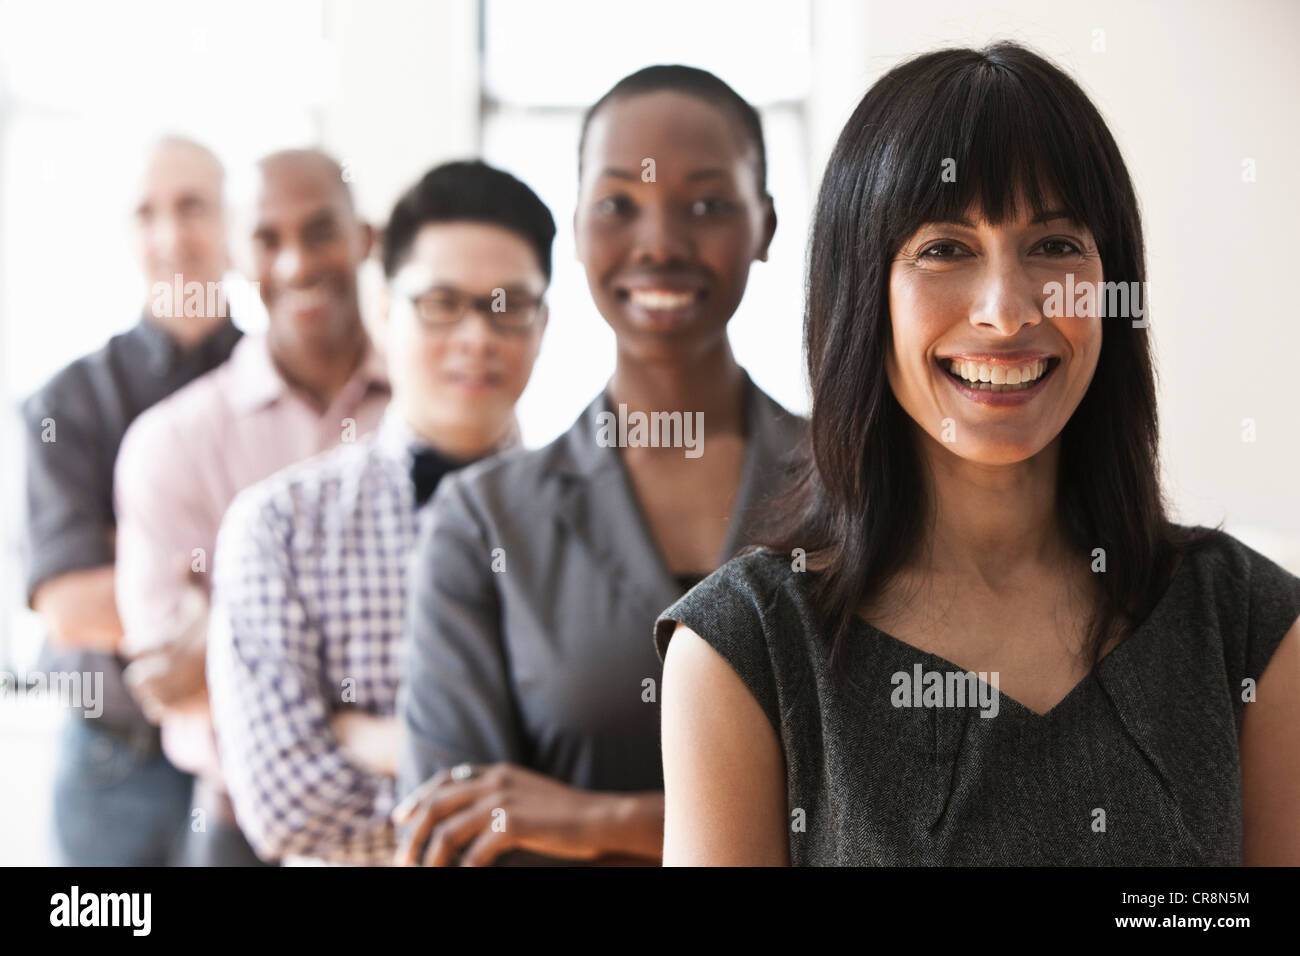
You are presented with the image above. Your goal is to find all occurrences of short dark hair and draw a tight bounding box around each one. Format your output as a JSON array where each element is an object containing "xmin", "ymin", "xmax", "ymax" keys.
[
  {"xmin": 578, "ymin": 65, "xmax": 767, "ymax": 193},
  {"xmin": 767, "ymin": 42, "xmax": 1212, "ymax": 684},
  {"xmin": 382, "ymin": 160, "xmax": 556, "ymax": 280}
]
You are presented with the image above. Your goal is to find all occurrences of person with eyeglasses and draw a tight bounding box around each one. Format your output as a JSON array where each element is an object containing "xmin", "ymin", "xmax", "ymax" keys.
[
  {"xmin": 394, "ymin": 66, "xmax": 806, "ymax": 866},
  {"xmin": 205, "ymin": 160, "xmax": 551, "ymax": 865}
]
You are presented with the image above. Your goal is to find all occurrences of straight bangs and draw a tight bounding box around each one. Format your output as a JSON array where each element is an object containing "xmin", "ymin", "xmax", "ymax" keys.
[{"xmin": 875, "ymin": 51, "xmax": 1133, "ymax": 283}]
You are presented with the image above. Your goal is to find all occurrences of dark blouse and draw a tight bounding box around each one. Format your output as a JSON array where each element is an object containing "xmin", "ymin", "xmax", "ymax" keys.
[
  {"xmin": 654, "ymin": 528, "xmax": 1300, "ymax": 865},
  {"xmin": 675, "ymin": 572, "xmax": 709, "ymax": 593}
]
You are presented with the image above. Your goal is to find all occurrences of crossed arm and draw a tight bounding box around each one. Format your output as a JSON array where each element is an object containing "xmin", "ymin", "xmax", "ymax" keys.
[{"xmin": 394, "ymin": 477, "xmax": 664, "ymax": 866}]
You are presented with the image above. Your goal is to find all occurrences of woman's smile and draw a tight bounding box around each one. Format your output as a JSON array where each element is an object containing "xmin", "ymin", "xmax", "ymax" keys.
[
  {"xmin": 617, "ymin": 282, "xmax": 709, "ymax": 329},
  {"xmin": 937, "ymin": 352, "xmax": 1061, "ymax": 406}
]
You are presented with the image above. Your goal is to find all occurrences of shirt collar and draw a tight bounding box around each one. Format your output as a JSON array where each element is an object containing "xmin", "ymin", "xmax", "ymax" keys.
[
  {"xmin": 227, "ymin": 333, "xmax": 389, "ymax": 414},
  {"xmin": 133, "ymin": 312, "xmax": 241, "ymax": 376},
  {"xmin": 373, "ymin": 406, "xmax": 430, "ymax": 465},
  {"xmin": 560, "ymin": 367, "xmax": 772, "ymax": 480},
  {"xmin": 373, "ymin": 404, "xmax": 523, "ymax": 471},
  {"xmin": 134, "ymin": 312, "xmax": 175, "ymax": 371}
]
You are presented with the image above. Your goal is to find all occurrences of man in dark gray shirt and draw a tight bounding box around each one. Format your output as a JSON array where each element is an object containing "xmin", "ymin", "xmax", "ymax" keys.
[{"xmin": 23, "ymin": 136, "xmax": 242, "ymax": 865}]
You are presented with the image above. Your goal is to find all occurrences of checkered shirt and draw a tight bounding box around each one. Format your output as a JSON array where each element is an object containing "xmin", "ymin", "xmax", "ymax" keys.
[{"xmin": 208, "ymin": 408, "xmax": 433, "ymax": 865}]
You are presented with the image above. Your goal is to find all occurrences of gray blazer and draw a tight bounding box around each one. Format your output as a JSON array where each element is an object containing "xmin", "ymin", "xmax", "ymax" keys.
[{"xmin": 397, "ymin": 372, "xmax": 807, "ymax": 800}]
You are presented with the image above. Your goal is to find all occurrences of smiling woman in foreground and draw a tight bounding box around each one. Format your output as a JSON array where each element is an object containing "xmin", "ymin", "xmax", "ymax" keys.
[{"xmin": 654, "ymin": 42, "xmax": 1300, "ymax": 866}]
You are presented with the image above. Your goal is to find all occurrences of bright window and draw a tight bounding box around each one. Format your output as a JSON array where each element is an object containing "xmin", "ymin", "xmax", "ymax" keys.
[{"xmin": 480, "ymin": 0, "xmax": 813, "ymax": 448}]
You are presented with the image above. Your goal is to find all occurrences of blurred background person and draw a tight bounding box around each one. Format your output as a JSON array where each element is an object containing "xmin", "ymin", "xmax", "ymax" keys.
[
  {"xmin": 21, "ymin": 136, "xmax": 242, "ymax": 865},
  {"xmin": 112, "ymin": 148, "xmax": 390, "ymax": 866},
  {"xmin": 394, "ymin": 66, "xmax": 805, "ymax": 866},
  {"xmin": 208, "ymin": 160, "xmax": 553, "ymax": 865}
]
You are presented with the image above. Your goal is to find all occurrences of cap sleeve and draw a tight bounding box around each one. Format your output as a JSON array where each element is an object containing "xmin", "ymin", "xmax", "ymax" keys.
[
  {"xmin": 654, "ymin": 552, "xmax": 783, "ymax": 737},
  {"xmin": 1241, "ymin": 542, "xmax": 1300, "ymax": 685}
]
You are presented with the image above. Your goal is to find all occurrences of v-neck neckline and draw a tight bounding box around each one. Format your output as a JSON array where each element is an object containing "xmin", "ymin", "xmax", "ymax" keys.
[
  {"xmin": 850, "ymin": 552, "xmax": 1190, "ymax": 719},
  {"xmin": 600, "ymin": 374, "xmax": 761, "ymax": 593}
]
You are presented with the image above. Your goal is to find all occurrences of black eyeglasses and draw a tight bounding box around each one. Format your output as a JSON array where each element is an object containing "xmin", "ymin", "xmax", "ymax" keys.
[{"xmin": 404, "ymin": 286, "xmax": 545, "ymax": 333}]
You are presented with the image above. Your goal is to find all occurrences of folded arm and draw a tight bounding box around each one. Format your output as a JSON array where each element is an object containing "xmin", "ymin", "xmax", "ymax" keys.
[{"xmin": 208, "ymin": 493, "xmax": 398, "ymax": 865}]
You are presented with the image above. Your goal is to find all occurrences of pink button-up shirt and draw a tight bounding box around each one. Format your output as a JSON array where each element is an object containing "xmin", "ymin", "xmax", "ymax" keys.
[{"xmin": 114, "ymin": 332, "xmax": 390, "ymax": 778}]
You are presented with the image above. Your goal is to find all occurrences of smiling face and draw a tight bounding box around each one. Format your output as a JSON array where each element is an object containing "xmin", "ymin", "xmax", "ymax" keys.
[
  {"xmin": 251, "ymin": 152, "xmax": 371, "ymax": 357},
  {"xmin": 574, "ymin": 90, "xmax": 775, "ymax": 358},
  {"xmin": 887, "ymin": 199, "xmax": 1104, "ymax": 466},
  {"xmin": 385, "ymin": 221, "xmax": 546, "ymax": 453},
  {"xmin": 132, "ymin": 139, "xmax": 229, "ymax": 305}
]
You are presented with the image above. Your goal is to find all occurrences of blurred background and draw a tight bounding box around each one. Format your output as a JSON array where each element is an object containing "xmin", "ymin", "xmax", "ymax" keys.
[{"xmin": 1, "ymin": 0, "xmax": 1297, "ymax": 863}]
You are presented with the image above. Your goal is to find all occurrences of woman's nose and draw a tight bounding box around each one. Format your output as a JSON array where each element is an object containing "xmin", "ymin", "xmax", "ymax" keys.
[
  {"xmin": 630, "ymin": 203, "xmax": 692, "ymax": 264},
  {"xmin": 969, "ymin": 258, "xmax": 1043, "ymax": 335}
]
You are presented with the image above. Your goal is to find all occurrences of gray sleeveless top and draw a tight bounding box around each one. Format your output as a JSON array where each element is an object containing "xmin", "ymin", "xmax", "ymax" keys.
[{"xmin": 653, "ymin": 529, "xmax": 1300, "ymax": 865}]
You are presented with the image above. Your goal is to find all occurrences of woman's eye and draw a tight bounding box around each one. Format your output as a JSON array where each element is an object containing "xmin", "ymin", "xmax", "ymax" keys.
[
  {"xmin": 919, "ymin": 241, "xmax": 967, "ymax": 259},
  {"xmin": 594, "ymin": 195, "xmax": 634, "ymax": 217},
  {"xmin": 1037, "ymin": 238, "xmax": 1083, "ymax": 257},
  {"xmin": 689, "ymin": 198, "xmax": 733, "ymax": 216}
]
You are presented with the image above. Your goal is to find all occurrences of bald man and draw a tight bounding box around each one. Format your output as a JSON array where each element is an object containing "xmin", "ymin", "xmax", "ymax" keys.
[
  {"xmin": 112, "ymin": 148, "xmax": 390, "ymax": 865},
  {"xmin": 22, "ymin": 136, "xmax": 243, "ymax": 865}
]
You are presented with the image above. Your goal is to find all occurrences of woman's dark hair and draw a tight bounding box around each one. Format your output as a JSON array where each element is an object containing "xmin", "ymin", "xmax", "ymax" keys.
[
  {"xmin": 578, "ymin": 64, "xmax": 767, "ymax": 193},
  {"xmin": 382, "ymin": 160, "xmax": 556, "ymax": 280},
  {"xmin": 769, "ymin": 41, "xmax": 1208, "ymax": 681}
]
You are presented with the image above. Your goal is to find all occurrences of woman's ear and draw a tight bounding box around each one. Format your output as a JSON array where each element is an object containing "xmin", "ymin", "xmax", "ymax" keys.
[{"xmin": 757, "ymin": 195, "xmax": 777, "ymax": 263}]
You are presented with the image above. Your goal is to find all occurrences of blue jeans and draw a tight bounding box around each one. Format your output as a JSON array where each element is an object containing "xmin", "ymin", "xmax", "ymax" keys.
[{"xmin": 50, "ymin": 716, "xmax": 194, "ymax": 866}]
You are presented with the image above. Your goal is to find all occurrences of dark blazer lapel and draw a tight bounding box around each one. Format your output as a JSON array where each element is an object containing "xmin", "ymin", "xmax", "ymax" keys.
[
  {"xmin": 552, "ymin": 392, "xmax": 682, "ymax": 620},
  {"xmin": 553, "ymin": 377, "xmax": 808, "ymax": 616}
]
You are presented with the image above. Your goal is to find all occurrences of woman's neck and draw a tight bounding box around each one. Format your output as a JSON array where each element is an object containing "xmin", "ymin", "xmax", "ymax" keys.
[
  {"xmin": 915, "ymin": 430, "xmax": 1070, "ymax": 582},
  {"xmin": 607, "ymin": 339, "xmax": 747, "ymax": 436}
]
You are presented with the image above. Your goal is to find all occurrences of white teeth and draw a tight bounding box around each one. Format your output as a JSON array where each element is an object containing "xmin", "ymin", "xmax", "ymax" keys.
[
  {"xmin": 946, "ymin": 358, "xmax": 1052, "ymax": 391},
  {"xmin": 283, "ymin": 289, "xmax": 328, "ymax": 311},
  {"xmin": 629, "ymin": 289, "xmax": 695, "ymax": 310}
]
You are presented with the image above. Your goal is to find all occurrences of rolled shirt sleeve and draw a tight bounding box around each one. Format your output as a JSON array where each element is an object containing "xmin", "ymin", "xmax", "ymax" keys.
[
  {"xmin": 21, "ymin": 382, "xmax": 115, "ymax": 599},
  {"xmin": 208, "ymin": 489, "xmax": 398, "ymax": 865}
]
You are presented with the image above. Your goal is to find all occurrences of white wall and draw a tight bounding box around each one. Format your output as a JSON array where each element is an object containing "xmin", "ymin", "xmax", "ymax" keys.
[
  {"xmin": 809, "ymin": 0, "xmax": 1300, "ymax": 570},
  {"xmin": 319, "ymin": 0, "xmax": 480, "ymax": 223}
]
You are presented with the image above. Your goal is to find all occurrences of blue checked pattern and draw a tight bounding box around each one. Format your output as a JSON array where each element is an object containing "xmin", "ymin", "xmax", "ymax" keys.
[{"xmin": 208, "ymin": 410, "xmax": 426, "ymax": 865}]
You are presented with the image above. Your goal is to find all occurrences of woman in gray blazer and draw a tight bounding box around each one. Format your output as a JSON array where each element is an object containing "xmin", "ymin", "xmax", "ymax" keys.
[{"xmin": 394, "ymin": 65, "xmax": 806, "ymax": 865}]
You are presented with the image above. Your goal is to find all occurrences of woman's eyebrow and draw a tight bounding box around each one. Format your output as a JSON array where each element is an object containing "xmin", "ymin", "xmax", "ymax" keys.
[
  {"xmin": 686, "ymin": 168, "xmax": 730, "ymax": 181},
  {"xmin": 596, "ymin": 167, "xmax": 640, "ymax": 181}
]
